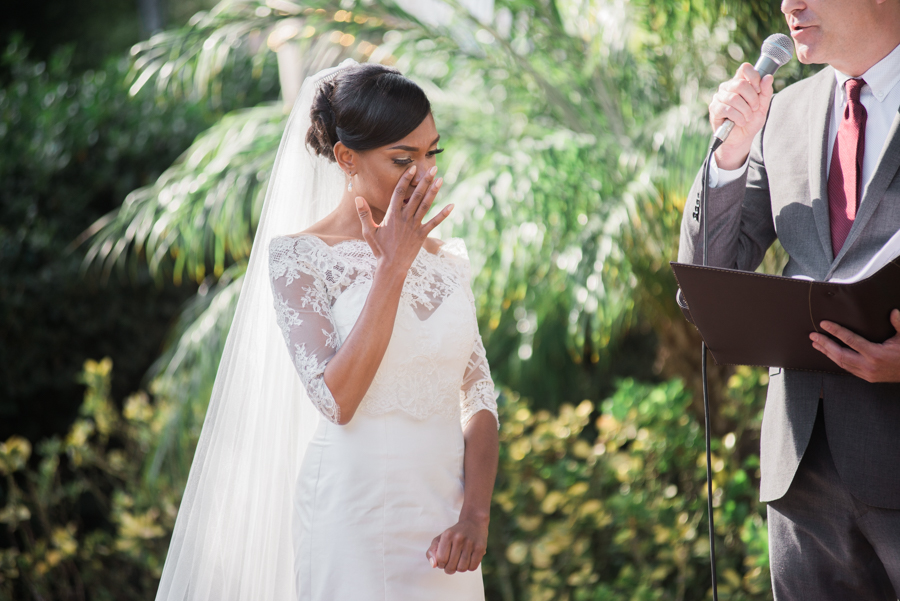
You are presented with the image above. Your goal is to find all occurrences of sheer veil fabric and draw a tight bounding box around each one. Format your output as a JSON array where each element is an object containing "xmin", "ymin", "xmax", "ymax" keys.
[{"xmin": 155, "ymin": 61, "xmax": 356, "ymax": 601}]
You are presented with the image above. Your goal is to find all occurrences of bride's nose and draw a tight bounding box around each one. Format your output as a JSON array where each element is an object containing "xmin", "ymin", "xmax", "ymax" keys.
[{"xmin": 411, "ymin": 163, "xmax": 436, "ymax": 188}]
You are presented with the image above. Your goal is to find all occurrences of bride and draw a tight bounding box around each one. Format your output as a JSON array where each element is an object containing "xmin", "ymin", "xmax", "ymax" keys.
[{"xmin": 154, "ymin": 60, "xmax": 499, "ymax": 601}]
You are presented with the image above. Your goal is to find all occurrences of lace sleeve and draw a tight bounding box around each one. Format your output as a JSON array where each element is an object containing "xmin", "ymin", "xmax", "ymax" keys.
[
  {"xmin": 439, "ymin": 238, "xmax": 500, "ymax": 430},
  {"xmin": 268, "ymin": 236, "xmax": 341, "ymax": 424},
  {"xmin": 460, "ymin": 335, "xmax": 499, "ymax": 429}
]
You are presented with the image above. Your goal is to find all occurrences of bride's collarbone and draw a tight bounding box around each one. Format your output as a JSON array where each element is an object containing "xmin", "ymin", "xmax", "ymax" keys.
[
  {"xmin": 287, "ymin": 230, "xmax": 362, "ymax": 247},
  {"xmin": 287, "ymin": 230, "xmax": 446, "ymax": 256}
]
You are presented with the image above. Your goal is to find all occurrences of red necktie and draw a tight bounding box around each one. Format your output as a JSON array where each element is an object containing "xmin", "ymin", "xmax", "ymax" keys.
[{"xmin": 827, "ymin": 78, "xmax": 867, "ymax": 257}]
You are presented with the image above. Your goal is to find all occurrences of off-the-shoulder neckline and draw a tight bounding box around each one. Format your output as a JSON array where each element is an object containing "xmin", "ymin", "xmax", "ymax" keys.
[{"xmin": 275, "ymin": 233, "xmax": 464, "ymax": 259}]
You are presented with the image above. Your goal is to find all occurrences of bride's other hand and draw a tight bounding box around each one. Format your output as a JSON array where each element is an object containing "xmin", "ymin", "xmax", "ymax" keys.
[
  {"xmin": 355, "ymin": 164, "xmax": 452, "ymax": 276},
  {"xmin": 426, "ymin": 516, "xmax": 488, "ymax": 574}
]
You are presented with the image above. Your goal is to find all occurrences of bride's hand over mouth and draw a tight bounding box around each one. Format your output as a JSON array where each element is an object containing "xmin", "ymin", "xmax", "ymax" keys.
[{"xmin": 355, "ymin": 164, "xmax": 452, "ymax": 277}]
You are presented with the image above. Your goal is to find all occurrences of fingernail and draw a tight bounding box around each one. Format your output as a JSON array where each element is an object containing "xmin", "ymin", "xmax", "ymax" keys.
[
  {"xmin": 430, "ymin": 558, "xmax": 436, "ymax": 568},
  {"xmin": 429, "ymin": 165, "xmax": 438, "ymax": 176},
  {"xmin": 409, "ymin": 165, "xmax": 417, "ymax": 176},
  {"xmin": 355, "ymin": 197, "xmax": 363, "ymax": 209},
  {"xmin": 446, "ymin": 204, "xmax": 454, "ymax": 213},
  {"xmin": 435, "ymin": 177, "xmax": 443, "ymax": 188}
]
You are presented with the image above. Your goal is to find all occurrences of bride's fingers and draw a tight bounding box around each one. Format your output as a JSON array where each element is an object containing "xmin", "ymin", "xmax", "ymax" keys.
[
  {"xmin": 388, "ymin": 165, "xmax": 417, "ymax": 215},
  {"xmin": 435, "ymin": 531, "xmax": 452, "ymax": 570},
  {"xmin": 468, "ymin": 547, "xmax": 485, "ymax": 571},
  {"xmin": 413, "ymin": 177, "xmax": 442, "ymax": 223},
  {"xmin": 425, "ymin": 536, "xmax": 440, "ymax": 568},
  {"xmin": 444, "ymin": 537, "xmax": 463, "ymax": 574},
  {"xmin": 422, "ymin": 203, "xmax": 454, "ymax": 234},
  {"xmin": 456, "ymin": 543, "xmax": 473, "ymax": 573},
  {"xmin": 404, "ymin": 166, "xmax": 436, "ymax": 217}
]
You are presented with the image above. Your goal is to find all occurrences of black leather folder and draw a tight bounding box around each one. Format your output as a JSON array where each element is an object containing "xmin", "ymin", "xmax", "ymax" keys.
[{"xmin": 670, "ymin": 260, "xmax": 900, "ymax": 374}]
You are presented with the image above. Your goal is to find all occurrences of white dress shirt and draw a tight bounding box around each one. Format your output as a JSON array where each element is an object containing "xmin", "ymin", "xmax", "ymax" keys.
[{"xmin": 711, "ymin": 41, "xmax": 900, "ymax": 194}]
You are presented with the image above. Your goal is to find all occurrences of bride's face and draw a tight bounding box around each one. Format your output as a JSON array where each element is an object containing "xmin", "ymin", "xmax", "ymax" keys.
[{"xmin": 350, "ymin": 113, "xmax": 443, "ymax": 217}]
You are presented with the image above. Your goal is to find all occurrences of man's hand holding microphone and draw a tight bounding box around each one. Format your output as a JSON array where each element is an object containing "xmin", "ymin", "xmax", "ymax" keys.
[
  {"xmin": 709, "ymin": 67, "xmax": 775, "ymax": 170},
  {"xmin": 707, "ymin": 33, "xmax": 793, "ymax": 168}
]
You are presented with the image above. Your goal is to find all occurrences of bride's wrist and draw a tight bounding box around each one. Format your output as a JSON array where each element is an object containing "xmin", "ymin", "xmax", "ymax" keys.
[
  {"xmin": 373, "ymin": 261, "xmax": 408, "ymax": 287},
  {"xmin": 458, "ymin": 506, "xmax": 490, "ymax": 526}
]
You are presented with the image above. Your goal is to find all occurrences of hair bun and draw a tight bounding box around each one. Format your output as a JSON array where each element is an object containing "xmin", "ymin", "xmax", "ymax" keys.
[
  {"xmin": 306, "ymin": 80, "xmax": 340, "ymax": 162},
  {"xmin": 304, "ymin": 64, "xmax": 431, "ymax": 163}
]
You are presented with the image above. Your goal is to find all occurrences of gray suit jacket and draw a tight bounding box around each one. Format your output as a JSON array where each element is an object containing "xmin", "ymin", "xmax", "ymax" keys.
[{"xmin": 678, "ymin": 66, "xmax": 900, "ymax": 508}]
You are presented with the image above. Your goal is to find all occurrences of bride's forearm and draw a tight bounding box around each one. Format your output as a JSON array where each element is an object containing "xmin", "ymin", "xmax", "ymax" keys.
[
  {"xmin": 323, "ymin": 264, "xmax": 406, "ymax": 424},
  {"xmin": 459, "ymin": 410, "xmax": 499, "ymax": 524}
]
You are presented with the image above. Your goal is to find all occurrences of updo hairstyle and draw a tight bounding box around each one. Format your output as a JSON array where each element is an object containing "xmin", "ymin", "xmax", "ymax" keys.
[{"xmin": 306, "ymin": 63, "xmax": 432, "ymax": 162}]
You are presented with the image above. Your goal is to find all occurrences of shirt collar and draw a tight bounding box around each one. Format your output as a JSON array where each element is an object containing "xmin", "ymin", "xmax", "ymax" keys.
[{"xmin": 833, "ymin": 41, "xmax": 900, "ymax": 103}]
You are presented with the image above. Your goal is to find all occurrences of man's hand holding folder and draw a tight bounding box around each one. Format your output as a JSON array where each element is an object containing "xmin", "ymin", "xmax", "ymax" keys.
[{"xmin": 811, "ymin": 309, "xmax": 900, "ymax": 383}]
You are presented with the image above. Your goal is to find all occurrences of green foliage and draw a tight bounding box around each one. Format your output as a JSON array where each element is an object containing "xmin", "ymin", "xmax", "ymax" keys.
[
  {"xmin": 0, "ymin": 39, "xmax": 188, "ymax": 442},
  {"xmin": 0, "ymin": 0, "xmax": 219, "ymax": 76},
  {"xmin": 486, "ymin": 377, "xmax": 771, "ymax": 601},
  {"xmin": 1, "ymin": 361, "xmax": 771, "ymax": 600},
  {"xmin": 0, "ymin": 359, "xmax": 178, "ymax": 600},
  {"xmin": 0, "ymin": 33, "xmax": 281, "ymax": 444}
]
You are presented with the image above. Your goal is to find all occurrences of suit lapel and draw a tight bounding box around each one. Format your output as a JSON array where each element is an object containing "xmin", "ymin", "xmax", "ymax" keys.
[
  {"xmin": 809, "ymin": 68, "xmax": 837, "ymax": 266},
  {"xmin": 827, "ymin": 106, "xmax": 900, "ymax": 278}
]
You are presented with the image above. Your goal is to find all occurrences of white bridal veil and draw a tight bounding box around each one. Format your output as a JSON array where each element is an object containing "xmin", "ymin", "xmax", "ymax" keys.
[{"xmin": 155, "ymin": 60, "xmax": 354, "ymax": 600}]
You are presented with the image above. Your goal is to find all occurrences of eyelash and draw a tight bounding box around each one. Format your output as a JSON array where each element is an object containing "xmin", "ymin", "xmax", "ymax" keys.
[{"xmin": 393, "ymin": 148, "xmax": 444, "ymax": 165}]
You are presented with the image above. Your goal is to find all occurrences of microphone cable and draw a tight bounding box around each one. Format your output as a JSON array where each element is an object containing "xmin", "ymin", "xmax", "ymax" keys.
[
  {"xmin": 700, "ymin": 135, "xmax": 724, "ymax": 601},
  {"xmin": 691, "ymin": 33, "xmax": 791, "ymax": 601}
]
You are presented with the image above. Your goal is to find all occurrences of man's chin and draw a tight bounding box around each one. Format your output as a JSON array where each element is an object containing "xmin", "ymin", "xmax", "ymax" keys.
[{"xmin": 794, "ymin": 46, "xmax": 821, "ymax": 66}]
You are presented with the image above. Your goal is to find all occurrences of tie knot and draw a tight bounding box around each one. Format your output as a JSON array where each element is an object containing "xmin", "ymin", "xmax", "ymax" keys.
[{"xmin": 845, "ymin": 78, "xmax": 865, "ymax": 103}]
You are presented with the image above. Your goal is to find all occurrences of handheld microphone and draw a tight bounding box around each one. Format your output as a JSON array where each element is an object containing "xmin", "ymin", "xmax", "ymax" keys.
[{"xmin": 714, "ymin": 33, "xmax": 794, "ymax": 143}]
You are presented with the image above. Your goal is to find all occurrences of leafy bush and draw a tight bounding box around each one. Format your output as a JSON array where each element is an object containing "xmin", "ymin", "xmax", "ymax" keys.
[
  {"xmin": 0, "ymin": 36, "xmax": 278, "ymax": 445},
  {"xmin": 0, "ymin": 359, "xmax": 177, "ymax": 600},
  {"xmin": 1, "ymin": 361, "xmax": 770, "ymax": 601},
  {"xmin": 485, "ymin": 375, "xmax": 771, "ymax": 601}
]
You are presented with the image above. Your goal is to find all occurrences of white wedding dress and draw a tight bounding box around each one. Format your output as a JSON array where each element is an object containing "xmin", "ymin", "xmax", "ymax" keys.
[{"xmin": 268, "ymin": 234, "xmax": 499, "ymax": 601}]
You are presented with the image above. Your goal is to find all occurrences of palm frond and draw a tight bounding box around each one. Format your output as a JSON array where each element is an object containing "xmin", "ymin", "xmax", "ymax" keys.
[
  {"xmin": 82, "ymin": 104, "xmax": 285, "ymax": 284},
  {"xmin": 127, "ymin": 0, "xmax": 423, "ymax": 104}
]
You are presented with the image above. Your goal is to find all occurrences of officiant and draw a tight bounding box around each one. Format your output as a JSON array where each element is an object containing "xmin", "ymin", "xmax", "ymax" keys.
[{"xmin": 676, "ymin": 0, "xmax": 900, "ymax": 598}]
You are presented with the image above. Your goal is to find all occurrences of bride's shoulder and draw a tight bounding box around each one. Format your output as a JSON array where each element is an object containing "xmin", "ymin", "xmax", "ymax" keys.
[
  {"xmin": 268, "ymin": 231, "xmax": 344, "ymax": 281},
  {"xmin": 269, "ymin": 232, "xmax": 324, "ymax": 257},
  {"xmin": 270, "ymin": 222, "xmax": 358, "ymax": 253}
]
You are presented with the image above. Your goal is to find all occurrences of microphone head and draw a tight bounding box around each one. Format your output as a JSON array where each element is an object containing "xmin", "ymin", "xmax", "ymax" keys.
[{"xmin": 761, "ymin": 33, "xmax": 794, "ymax": 68}]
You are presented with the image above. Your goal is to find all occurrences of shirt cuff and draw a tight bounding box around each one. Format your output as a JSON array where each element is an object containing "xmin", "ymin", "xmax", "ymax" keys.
[{"xmin": 708, "ymin": 154, "xmax": 750, "ymax": 188}]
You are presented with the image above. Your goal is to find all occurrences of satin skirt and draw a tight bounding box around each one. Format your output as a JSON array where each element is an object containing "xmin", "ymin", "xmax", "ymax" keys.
[{"xmin": 293, "ymin": 410, "xmax": 484, "ymax": 600}]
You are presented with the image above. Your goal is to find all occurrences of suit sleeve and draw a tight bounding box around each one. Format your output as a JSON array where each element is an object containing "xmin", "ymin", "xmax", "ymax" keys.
[{"xmin": 678, "ymin": 120, "xmax": 778, "ymax": 271}]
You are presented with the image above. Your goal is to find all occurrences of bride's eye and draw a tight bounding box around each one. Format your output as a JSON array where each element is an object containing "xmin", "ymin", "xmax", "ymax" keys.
[{"xmin": 391, "ymin": 149, "xmax": 443, "ymax": 166}]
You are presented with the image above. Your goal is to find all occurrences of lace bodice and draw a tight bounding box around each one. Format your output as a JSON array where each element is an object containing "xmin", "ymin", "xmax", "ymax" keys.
[{"xmin": 268, "ymin": 234, "xmax": 498, "ymax": 429}]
